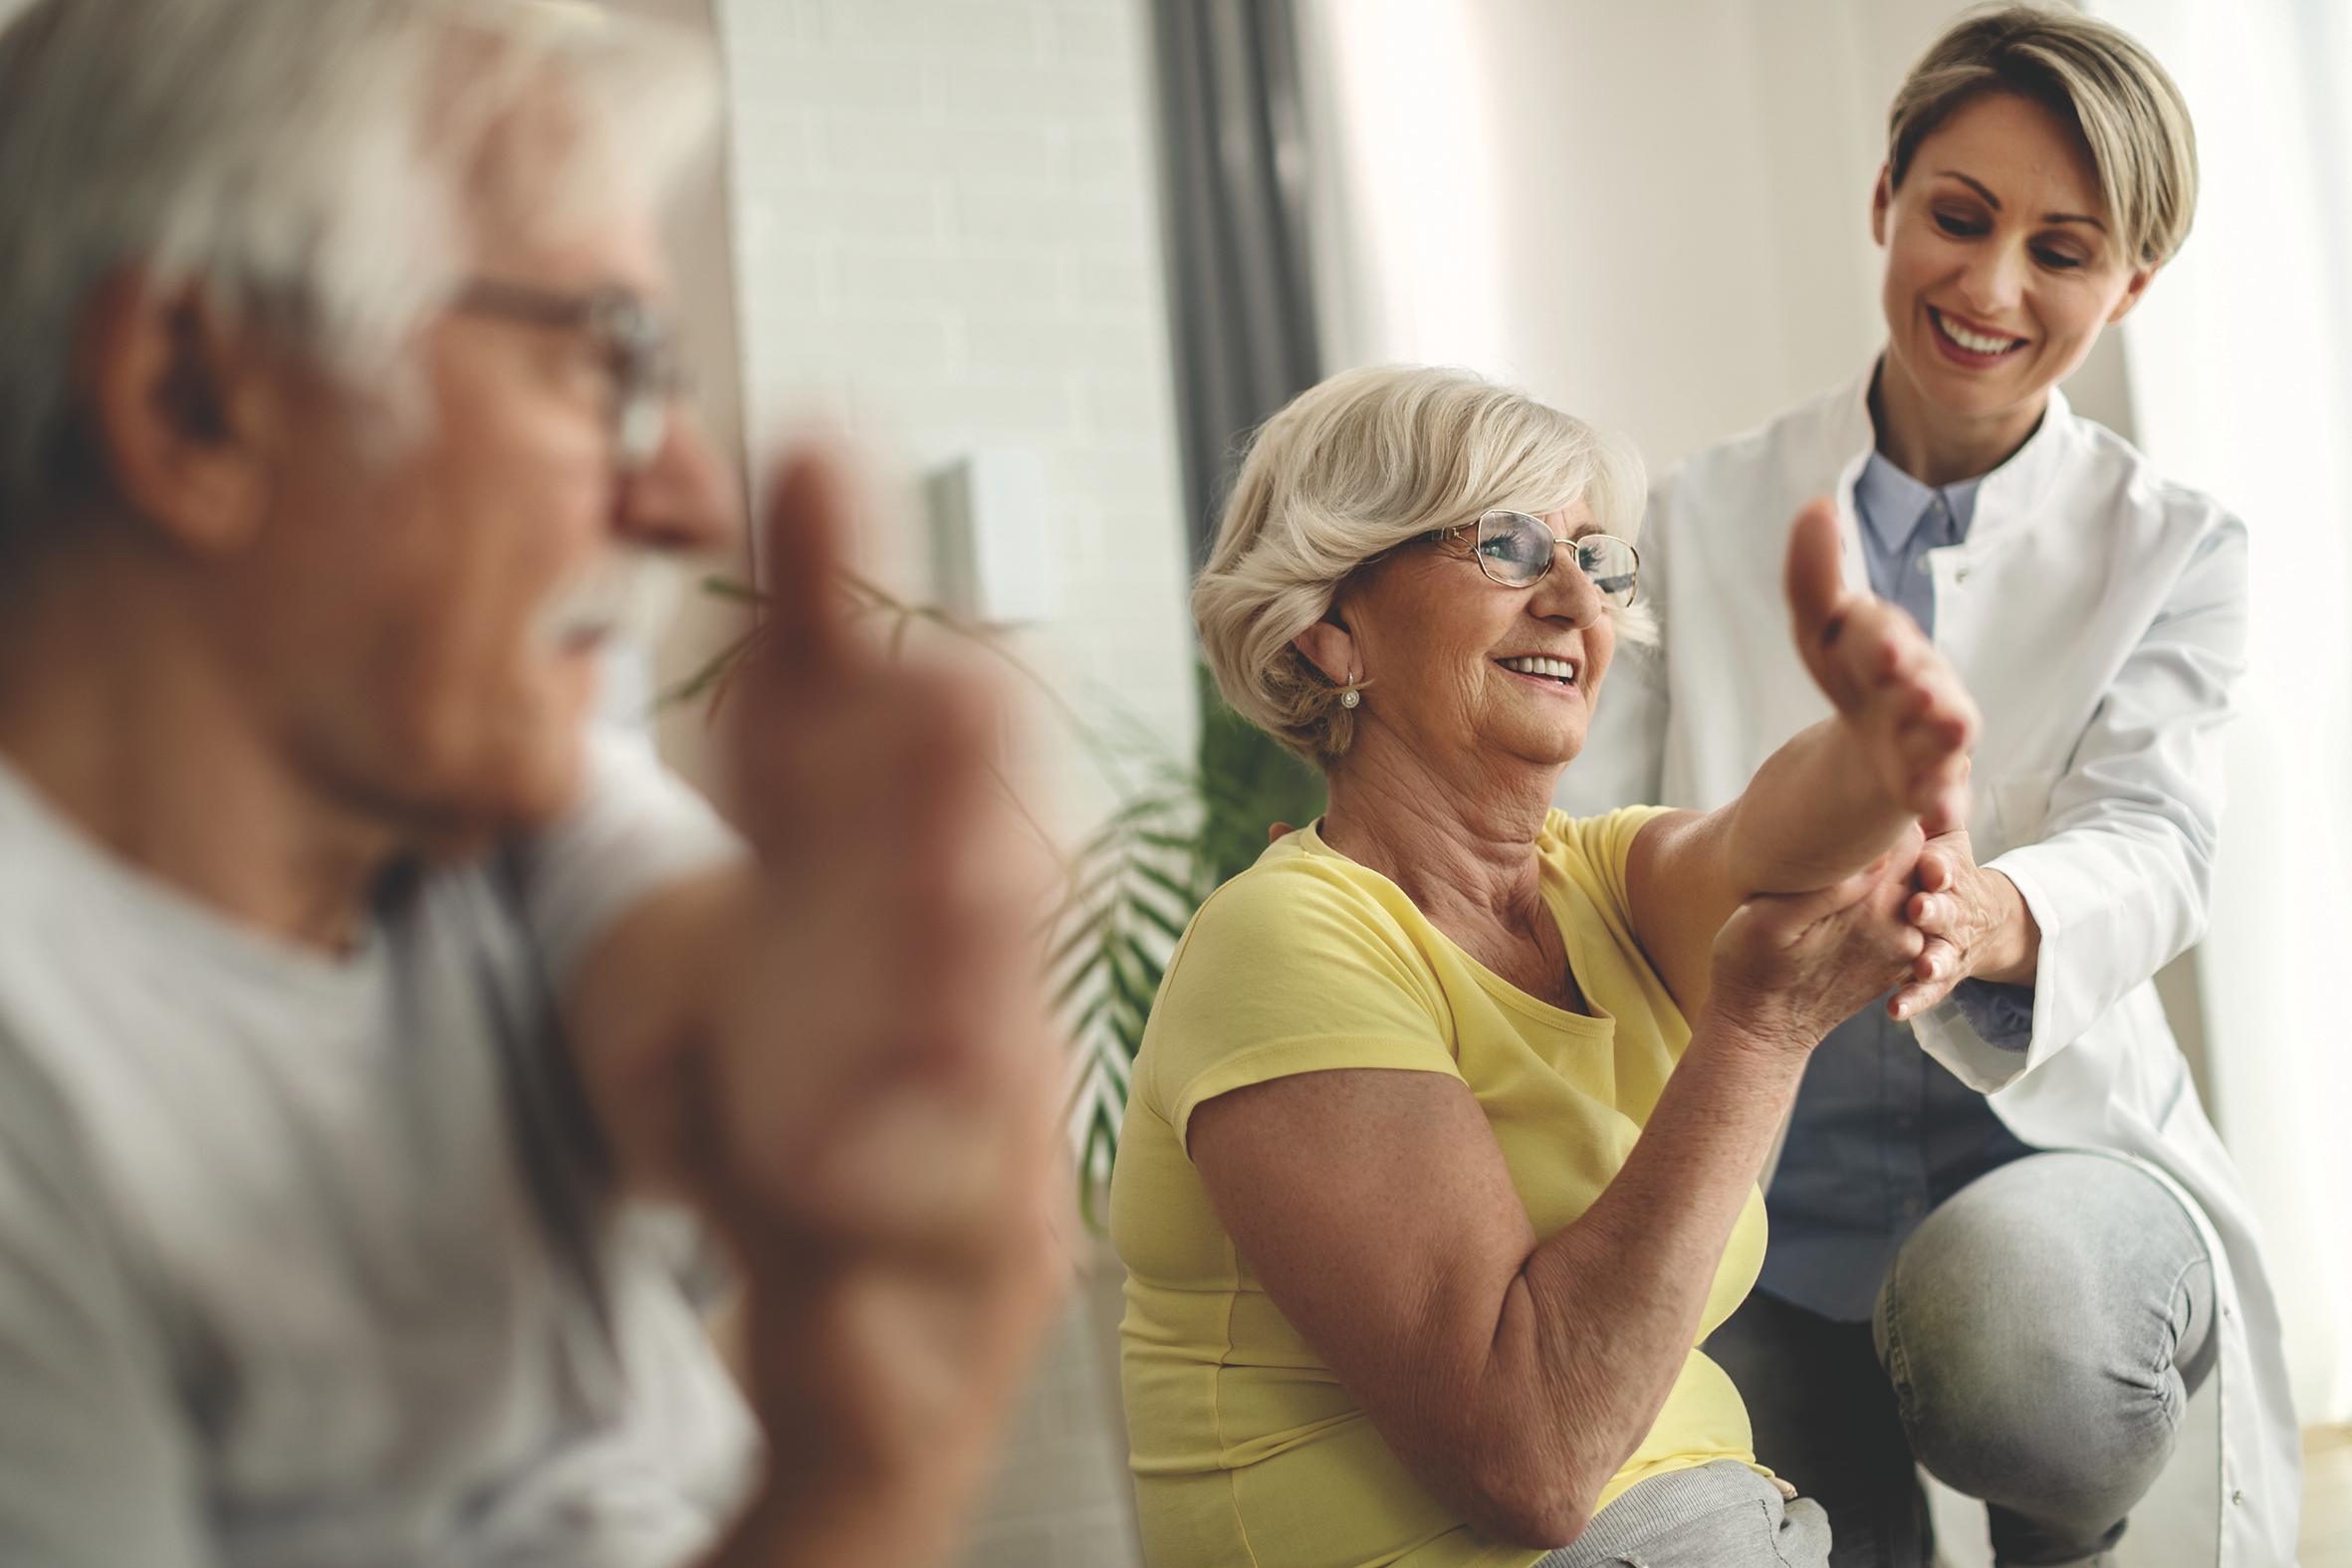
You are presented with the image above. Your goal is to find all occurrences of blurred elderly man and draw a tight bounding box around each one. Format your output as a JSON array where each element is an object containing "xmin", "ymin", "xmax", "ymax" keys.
[{"xmin": 0, "ymin": 2, "xmax": 1063, "ymax": 1566}]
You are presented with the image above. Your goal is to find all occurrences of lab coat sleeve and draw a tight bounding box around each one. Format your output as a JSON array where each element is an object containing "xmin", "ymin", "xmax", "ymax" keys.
[
  {"xmin": 1913, "ymin": 519, "xmax": 2247, "ymax": 1093},
  {"xmin": 1554, "ymin": 488, "xmax": 1674, "ymax": 813}
]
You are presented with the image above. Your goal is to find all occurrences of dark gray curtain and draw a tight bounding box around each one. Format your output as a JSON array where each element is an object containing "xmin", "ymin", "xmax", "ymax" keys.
[{"xmin": 1150, "ymin": 0, "xmax": 1323, "ymax": 566}]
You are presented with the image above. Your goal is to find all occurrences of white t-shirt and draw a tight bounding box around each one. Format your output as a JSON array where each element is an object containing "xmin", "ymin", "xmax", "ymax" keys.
[{"xmin": 0, "ymin": 734, "xmax": 758, "ymax": 1568}]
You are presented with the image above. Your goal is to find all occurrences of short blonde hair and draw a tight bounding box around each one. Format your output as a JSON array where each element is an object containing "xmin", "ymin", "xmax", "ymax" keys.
[
  {"xmin": 1193, "ymin": 364, "xmax": 1648, "ymax": 766},
  {"xmin": 1887, "ymin": 4, "xmax": 2197, "ymax": 268}
]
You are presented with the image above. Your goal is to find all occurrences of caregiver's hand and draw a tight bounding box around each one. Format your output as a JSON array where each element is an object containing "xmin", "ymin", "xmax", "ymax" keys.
[
  {"xmin": 1708, "ymin": 824, "xmax": 1928, "ymax": 1055},
  {"xmin": 1785, "ymin": 499, "xmax": 1979, "ymax": 834},
  {"xmin": 1890, "ymin": 826, "xmax": 2042, "ymax": 1019}
]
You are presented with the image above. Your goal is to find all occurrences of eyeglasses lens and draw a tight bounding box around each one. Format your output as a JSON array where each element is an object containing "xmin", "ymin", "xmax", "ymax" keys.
[
  {"xmin": 1475, "ymin": 511, "xmax": 1553, "ymax": 587},
  {"xmin": 1577, "ymin": 536, "xmax": 1639, "ymax": 606},
  {"xmin": 615, "ymin": 394, "xmax": 669, "ymax": 471},
  {"xmin": 590, "ymin": 295, "xmax": 679, "ymax": 473}
]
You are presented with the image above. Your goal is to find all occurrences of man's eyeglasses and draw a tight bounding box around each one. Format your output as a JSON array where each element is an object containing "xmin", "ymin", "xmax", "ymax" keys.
[
  {"xmin": 451, "ymin": 278, "xmax": 684, "ymax": 472},
  {"xmin": 1430, "ymin": 509, "xmax": 1641, "ymax": 605}
]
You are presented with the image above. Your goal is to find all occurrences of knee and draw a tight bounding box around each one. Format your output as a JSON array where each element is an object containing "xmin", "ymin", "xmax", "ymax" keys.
[
  {"xmin": 1874, "ymin": 1173, "xmax": 2189, "ymax": 1515},
  {"xmin": 1894, "ymin": 1331, "xmax": 2179, "ymax": 1519}
]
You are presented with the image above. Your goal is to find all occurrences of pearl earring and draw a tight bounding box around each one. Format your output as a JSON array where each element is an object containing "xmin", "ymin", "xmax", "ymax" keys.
[{"xmin": 1340, "ymin": 688, "xmax": 1360, "ymax": 710}]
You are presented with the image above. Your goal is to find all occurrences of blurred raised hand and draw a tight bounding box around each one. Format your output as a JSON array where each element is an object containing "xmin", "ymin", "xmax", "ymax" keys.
[{"xmin": 699, "ymin": 445, "xmax": 1069, "ymax": 1568}]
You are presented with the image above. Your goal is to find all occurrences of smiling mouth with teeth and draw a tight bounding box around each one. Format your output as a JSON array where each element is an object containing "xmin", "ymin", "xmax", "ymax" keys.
[
  {"xmin": 1930, "ymin": 307, "xmax": 2026, "ymax": 357},
  {"xmin": 1497, "ymin": 654, "xmax": 1579, "ymax": 687}
]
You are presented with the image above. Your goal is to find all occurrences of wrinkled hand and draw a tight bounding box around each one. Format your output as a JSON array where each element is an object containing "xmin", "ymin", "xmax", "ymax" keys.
[
  {"xmin": 1889, "ymin": 827, "xmax": 2024, "ymax": 1021},
  {"xmin": 1706, "ymin": 823, "xmax": 1927, "ymax": 1053},
  {"xmin": 1784, "ymin": 500, "xmax": 1980, "ymax": 834},
  {"xmin": 700, "ymin": 445, "xmax": 1069, "ymax": 1563}
]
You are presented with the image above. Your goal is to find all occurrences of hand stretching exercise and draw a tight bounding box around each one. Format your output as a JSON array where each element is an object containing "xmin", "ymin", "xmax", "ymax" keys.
[{"xmin": 1112, "ymin": 366, "xmax": 1974, "ymax": 1568}]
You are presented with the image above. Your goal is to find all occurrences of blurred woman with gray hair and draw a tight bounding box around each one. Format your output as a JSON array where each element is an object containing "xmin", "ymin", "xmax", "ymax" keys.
[{"xmin": 1110, "ymin": 364, "xmax": 1984, "ymax": 1567}]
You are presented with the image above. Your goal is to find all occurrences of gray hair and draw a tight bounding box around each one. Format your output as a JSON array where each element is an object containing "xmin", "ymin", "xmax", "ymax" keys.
[
  {"xmin": 0, "ymin": 0, "xmax": 718, "ymax": 541},
  {"xmin": 1194, "ymin": 364, "xmax": 1650, "ymax": 766}
]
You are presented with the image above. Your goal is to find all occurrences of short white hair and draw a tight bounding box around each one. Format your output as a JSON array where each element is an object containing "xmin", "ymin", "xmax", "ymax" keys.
[
  {"xmin": 1194, "ymin": 364, "xmax": 1652, "ymax": 765},
  {"xmin": 0, "ymin": 0, "xmax": 717, "ymax": 537}
]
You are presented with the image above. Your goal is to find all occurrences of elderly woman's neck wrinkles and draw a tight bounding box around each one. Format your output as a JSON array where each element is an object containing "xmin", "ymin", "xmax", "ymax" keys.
[{"xmin": 1321, "ymin": 734, "xmax": 1573, "ymax": 1006}]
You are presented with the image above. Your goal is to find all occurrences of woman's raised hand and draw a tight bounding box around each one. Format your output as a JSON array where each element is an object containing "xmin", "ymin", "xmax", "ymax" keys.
[{"xmin": 1784, "ymin": 499, "xmax": 1980, "ymax": 835}]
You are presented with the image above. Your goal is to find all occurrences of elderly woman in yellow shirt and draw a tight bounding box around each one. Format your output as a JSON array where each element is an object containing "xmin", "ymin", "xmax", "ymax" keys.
[{"xmin": 1109, "ymin": 364, "xmax": 1982, "ymax": 1568}]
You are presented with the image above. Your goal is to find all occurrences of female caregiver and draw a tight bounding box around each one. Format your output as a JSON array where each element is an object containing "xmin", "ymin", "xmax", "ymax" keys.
[
  {"xmin": 1115, "ymin": 363, "xmax": 1979, "ymax": 1568},
  {"xmin": 1557, "ymin": 9, "xmax": 2295, "ymax": 1567}
]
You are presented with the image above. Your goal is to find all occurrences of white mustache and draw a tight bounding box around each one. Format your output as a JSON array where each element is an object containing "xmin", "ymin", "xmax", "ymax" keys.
[{"xmin": 533, "ymin": 548, "xmax": 690, "ymax": 652}]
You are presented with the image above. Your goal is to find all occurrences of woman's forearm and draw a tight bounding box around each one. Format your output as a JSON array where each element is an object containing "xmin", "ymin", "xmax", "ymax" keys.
[
  {"xmin": 1466, "ymin": 1017, "xmax": 1809, "ymax": 1541},
  {"xmin": 1723, "ymin": 715, "xmax": 1922, "ymax": 893}
]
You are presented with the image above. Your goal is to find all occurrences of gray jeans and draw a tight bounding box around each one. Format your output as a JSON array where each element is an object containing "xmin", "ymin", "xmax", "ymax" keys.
[
  {"xmin": 1706, "ymin": 1151, "xmax": 2217, "ymax": 1568},
  {"xmin": 1529, "ymin": 1460, "xmax": 1831, "ymax": 1567}
]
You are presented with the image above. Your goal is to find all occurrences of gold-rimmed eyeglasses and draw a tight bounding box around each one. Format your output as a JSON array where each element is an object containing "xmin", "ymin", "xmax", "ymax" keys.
[
  {"xmin": 1429, "ymin": 509, "xmax": 1642, "ymax": 605},
  {"xmin": 450, "ymin": 278, "xmax": 686, "ymax": 473}
]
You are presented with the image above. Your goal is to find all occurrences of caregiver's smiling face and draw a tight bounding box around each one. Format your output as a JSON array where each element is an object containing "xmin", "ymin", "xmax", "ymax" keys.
[{"xmin": 1872, "ymin": 90, "xmax": 2154, "ymax": 436}]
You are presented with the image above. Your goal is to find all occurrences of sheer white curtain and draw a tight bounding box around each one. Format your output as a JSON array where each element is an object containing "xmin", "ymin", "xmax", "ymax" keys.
[
  {"xmin": 1292, "ymin": 0, "xmax": 2080, "ymax": 469},
  {"xmin": 2094, "ymin": 0, "xmax": 2352, "ymax": 1427}
]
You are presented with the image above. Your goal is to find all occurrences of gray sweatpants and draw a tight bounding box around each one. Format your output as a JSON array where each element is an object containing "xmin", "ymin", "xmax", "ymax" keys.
[{"xmin": 1529, "ymin": 1460, "xmax": 1832, "ymax": 1567}]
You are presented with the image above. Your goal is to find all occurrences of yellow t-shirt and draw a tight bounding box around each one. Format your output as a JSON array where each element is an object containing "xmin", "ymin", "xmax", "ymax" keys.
[{"xmin": 1109, "ymin": 807, "xmax": 1768, "ymax": 1568}]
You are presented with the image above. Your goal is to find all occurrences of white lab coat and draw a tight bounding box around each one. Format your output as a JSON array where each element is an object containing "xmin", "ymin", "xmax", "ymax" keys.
[{"xmin": 1557, "ymin": 367, "xmax": 2301, "ymax": 1565}]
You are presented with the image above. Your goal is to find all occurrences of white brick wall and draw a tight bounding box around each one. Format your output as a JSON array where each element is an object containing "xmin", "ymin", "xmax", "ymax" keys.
[
  {"xmin": 713, "ymin": 3, "xmax": 1187, "ymax": 1563},
  {"xmin": 717, "ymin": 0, "xmax": 1195, "ymax": 826}
]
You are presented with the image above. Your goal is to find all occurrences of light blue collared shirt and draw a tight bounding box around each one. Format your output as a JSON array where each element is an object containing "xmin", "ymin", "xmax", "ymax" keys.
[{"xmin": 1756, "ymin": 452, "xmax": 2037, "ymax": 1322}]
